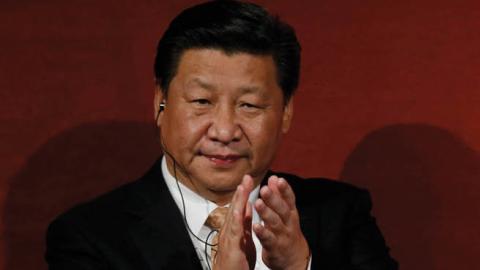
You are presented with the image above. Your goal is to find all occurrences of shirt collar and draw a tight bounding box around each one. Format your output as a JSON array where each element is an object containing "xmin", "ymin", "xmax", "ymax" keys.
[{"xmin": 161, "ymin": 156, "xmax": 261, "ymax": 236}]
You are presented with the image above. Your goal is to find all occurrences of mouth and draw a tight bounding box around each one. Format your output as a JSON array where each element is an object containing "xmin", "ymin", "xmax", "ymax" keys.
[{"xmin": 202, "ymin": 154, "xmax": 243, "ymax": 167}]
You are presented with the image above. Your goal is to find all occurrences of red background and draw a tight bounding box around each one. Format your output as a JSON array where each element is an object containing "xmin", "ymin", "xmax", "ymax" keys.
[{"xmin": 1, "ymin": 0, "xmax": 480, "ymax": 269}]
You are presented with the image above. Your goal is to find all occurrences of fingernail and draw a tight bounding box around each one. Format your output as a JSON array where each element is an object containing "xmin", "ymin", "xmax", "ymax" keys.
[
  {"xmin": 255, "ymin": 199, "xmax": 263, "ymax": 209},
  {"xmin": 261, "ymin": 187, "xmax": 270, "ymax": 197}
]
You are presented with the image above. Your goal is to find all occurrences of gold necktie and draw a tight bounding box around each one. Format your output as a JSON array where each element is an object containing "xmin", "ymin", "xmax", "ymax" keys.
[{"xmin": 205, "ymin": 207, "xmax": 229, "ymax": 265}]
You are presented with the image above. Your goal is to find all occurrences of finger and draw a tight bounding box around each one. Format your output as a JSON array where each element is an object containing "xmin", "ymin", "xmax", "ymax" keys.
[
  {"xmin": 260, "ymin": 183, "xmax": 290, "ymax": 223},
  {"xmin": 222, "ymin": 175, "xmax": 253, "ymax": 237},
  {"xmin": 241, "ymin": 175, "xmax": 253, "ymax": 237},
  {"xmin": 254, "ymin": 197, "xmax": 283, "ymax": 231},
  {"xmin": 276, "ymin": 177, "xmax": 296, "ymax": 209},
  {"xmin": 245, "ymin": 202, "xmax": 257, "ymax": 270},
  {"xmin": 267, "ymin": 175, "xmax": 281, "ymax": 193},
  {"xmin": 234, "ymin": 174, "xmax": 254, "ymax": 226},
  {"xmin": 234, "ymin": 174, "xmax": 254, "ymax": 216},
  {"xmin": 244, "ymin": 201, "xmax": 253, "ymax": 236},
  {"xmin": 241, "ymin": 174, "xmax": 254, "ymax": 195},
  {"xmin": 225, "ymin": 185, "xmax": 246, "ymax": 236},
  {"xmin": 222, "ymin": 186, "xmax": 236, "ymax": 229},
  {"xmin": 253, "ymin": 223, "xmax": 276, "ymax": 250}
]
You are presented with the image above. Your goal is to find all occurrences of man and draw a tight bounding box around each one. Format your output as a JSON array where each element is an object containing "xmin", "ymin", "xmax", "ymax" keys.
[{"xmin": 46, "ymin": 1, "xmax": 398, "ymax": 269}]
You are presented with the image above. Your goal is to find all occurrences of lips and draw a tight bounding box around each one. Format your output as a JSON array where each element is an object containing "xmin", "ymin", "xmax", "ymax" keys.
[{"xmin": 202, "ymin": 154, "xmax": 243, "ymax": 166}]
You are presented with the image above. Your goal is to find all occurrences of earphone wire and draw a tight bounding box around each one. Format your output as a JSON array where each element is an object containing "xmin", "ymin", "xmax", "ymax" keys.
[
  {"xmin": 205, "ymin": 228, "xmax": 217, "ymax": 270},
  {"xmin": 156, "ymin": 110, "xmax": 218, "ymax": 269},
  {"xmin": 166, "ymin": 144, "xmax": 218, "ymax": 270},
  {"xmin": 172, "ymin": 154, "xmax": 217, "ymax": 247}
]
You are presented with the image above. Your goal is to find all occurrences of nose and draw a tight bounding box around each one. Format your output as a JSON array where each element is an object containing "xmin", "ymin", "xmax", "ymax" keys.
[{"xmin": 207, "ymin": 105, "xmax": 242, "ymax": 144}]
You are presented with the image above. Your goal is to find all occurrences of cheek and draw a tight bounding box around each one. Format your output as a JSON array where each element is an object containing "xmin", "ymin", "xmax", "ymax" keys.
[
  {"xmin": 166, "ymin": 114, "xmax": 210, "ymax": 150},
  {"xmin": 243, "ymin": 116, "xmax": 283, "ymax": 153}
]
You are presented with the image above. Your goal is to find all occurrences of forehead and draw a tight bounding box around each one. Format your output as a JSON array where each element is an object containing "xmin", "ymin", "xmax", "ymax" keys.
[{"xmin": 170, "ymin": 49, "xmax": 281, "ymax": 95}]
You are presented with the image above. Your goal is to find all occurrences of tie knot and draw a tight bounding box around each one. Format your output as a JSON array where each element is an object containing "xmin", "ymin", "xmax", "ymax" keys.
[{"xmin": 205, "ymin": 207, "xmax": 229, "ymax": 230}]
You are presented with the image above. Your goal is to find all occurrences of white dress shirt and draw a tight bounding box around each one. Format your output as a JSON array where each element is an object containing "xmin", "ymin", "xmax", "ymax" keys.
[{"xmin": 161, "ymin": 157, "xmax": 311, "ymax": 270}]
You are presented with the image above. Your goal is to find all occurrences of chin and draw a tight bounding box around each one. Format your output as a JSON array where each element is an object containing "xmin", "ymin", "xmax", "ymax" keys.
[
  {"xmin": 208, "ymin": 178, "xmax": 242, "ymax": 190},
  {"xmin": 199, "ymin": 174, "xmax": 241, "ymax": 191}
]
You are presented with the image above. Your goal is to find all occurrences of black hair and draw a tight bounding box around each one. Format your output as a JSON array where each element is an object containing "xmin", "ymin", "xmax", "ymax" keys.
[{"xmin": 153, "ymin": 0, "xmax": 301, "ymax": 102}]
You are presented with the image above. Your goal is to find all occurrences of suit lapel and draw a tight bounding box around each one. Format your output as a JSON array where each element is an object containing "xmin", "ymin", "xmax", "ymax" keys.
[
  {"xmin": 124, "ymin": 160, "xmax": 203, "ymax": 270},
  {"xmin": 122, "ymin": 165, "xmax": 323, "ymax": 269}
]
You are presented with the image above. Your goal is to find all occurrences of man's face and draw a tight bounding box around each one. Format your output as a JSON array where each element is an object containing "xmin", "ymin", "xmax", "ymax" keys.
[{"xmin": 156, "ymin": 49, "xmax": 293, "ymax": 204}]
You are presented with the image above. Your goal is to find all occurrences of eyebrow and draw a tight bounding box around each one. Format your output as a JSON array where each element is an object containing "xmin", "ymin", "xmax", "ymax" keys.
[
  {"xmin": 190, "ymin": 77, "xmax": 216, "ymax": 91},
  {"xmin": 189, "ymin": 77, "xmax": 263, "ymax": 95}
]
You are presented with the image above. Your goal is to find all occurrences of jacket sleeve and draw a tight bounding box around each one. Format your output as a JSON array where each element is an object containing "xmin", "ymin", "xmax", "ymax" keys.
[
  {"xmin": 346, "ymin": 189, "xmax": 398, "ymax": 270},
  {"xmin": 308, "ymin": 187, "xmax": 398, "ymax": 270},
  {"xmin": 45, "ymin": 215, "xmax": 107, "ymax": 270}
]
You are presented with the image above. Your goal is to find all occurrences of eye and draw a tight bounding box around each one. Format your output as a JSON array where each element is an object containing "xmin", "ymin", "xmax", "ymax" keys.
[
  {"xmin": 240, "ymin": 103, "xmax": 263, "ymax": 112},
  {"xmin": 191, "ymin": 99, "xmax": 211, "ymax": 106},
  {"xmin": 241, "ymin": 103, "xmax": 258, "ymax": 109}
]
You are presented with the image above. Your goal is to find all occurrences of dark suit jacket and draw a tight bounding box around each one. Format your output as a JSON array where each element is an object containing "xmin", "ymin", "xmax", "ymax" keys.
[{"xmin": 46, "ymin": 159, "xmax": 398, "ymax": 270}]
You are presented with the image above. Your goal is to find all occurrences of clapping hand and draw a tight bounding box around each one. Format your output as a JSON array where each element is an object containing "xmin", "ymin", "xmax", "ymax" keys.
[{"xmin": 213, "ymin": 175, "xmax": 310, "ymax": 270}]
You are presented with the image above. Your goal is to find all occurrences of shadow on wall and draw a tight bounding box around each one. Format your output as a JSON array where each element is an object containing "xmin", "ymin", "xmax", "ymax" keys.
[
  {"xmin": 340, "ymin": 124, "xmax": 480, "ymax": 270},
  {"xmin": 4, "ymin": 121, "xmax": 161, "ymax": 270},
  {"xmin": 6, "ymin": 122, "xmax": 480, "ymax": 270}
]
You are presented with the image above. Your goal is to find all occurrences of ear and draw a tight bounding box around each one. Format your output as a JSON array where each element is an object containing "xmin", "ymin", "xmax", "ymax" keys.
[
  {"xmin": 281, "ymin": 98, "xmax": 294, "ymax": 133},
  {"xmin": 154, "ymin": 86, "xmax": 165, "ymax": 127}
]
